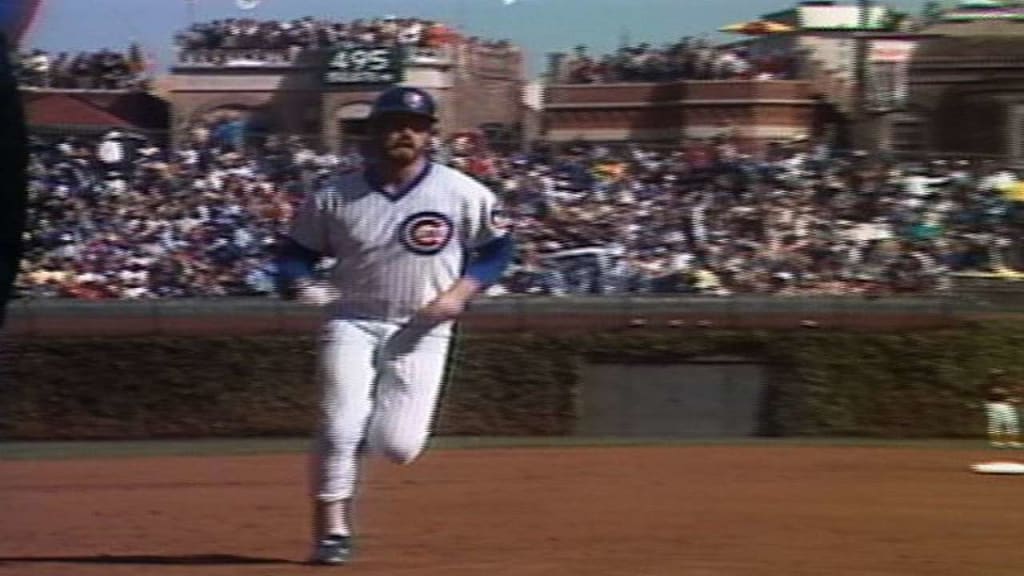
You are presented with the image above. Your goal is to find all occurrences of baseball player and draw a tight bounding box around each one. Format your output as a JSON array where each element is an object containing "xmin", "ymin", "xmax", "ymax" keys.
[
  {"xmin": 984, "ymin": 369, "xmax": 1021, "ymax": 448},
  {"xmin": 276, "ymin": 86, "xmax": 515, "ymax": 565}
]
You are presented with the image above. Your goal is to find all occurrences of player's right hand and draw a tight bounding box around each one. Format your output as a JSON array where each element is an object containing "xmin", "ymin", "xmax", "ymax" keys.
[
  {"xmin": 295, "ymin": 280, "xmax": 339, "ymax": 306},
  {"xmin": 415, "ymin": 279, "xmax": 478, "ymax": 323},
  {"xmin": 417, "ymin": 292, "xmax": 466, "ymax": 323}
]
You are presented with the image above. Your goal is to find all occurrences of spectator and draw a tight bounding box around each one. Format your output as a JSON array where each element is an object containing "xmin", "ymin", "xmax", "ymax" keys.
[
  {"xmin": 14, "ymin": 45, "xmax": 149, "ymax": 90},
  {"xmin": 560, "ymin": 39, "xmax": 798, "ymax": 84},
  {"xmin": 173, "ymin": 15, "xmax": 507, "ymax": 66}
]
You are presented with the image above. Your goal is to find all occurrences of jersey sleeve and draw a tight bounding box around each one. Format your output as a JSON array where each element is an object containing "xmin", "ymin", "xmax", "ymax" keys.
[
  {"xmin": 288, "ymin": 189, "xmax": 332, "ymax": 256},
  {"xmin": 468, "ymin": 185, "xmax": 511, "ymax": 249}
]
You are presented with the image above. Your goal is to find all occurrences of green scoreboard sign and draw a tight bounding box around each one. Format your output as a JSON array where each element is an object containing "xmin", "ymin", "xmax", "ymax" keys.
[{"xmin": 323, "ymin": 46, "xmax": 404, "ymax": 85}]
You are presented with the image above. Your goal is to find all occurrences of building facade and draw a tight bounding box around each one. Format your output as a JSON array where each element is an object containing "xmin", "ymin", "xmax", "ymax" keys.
[
  {"xmin": 168, "ymin": 41, "xmax": 524, "ymax": 150},
  {"xmin": 542, "ymin": 81, "xmax": 824, "ymax": 152},
  {"xmin": 537, "ymin": 1, "xmax": 915, "ymax": 152},
  {"xmin": 908, "ymin": 18, "xmax": 1024, "ymax": 159}
]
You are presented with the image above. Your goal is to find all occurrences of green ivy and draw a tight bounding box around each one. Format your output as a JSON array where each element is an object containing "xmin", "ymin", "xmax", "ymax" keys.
[{"xmin": 3, "ymin": 322, "xmax": 1022, "ymax": 440}]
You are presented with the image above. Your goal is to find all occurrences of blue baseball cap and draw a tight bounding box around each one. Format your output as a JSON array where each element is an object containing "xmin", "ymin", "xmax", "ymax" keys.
[{"xmin": 370, "ymin": 87, "xmax": 438, "ymax": 121}]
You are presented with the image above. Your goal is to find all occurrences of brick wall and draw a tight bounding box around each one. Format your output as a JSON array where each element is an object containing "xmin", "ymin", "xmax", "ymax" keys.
[
  {"xmin": 544, "ymin": 80, "xmax": 817, "ymax": 150},
  {"xmin": 452, "ymin": 44, "xmax": 525, "ymax": 133}
]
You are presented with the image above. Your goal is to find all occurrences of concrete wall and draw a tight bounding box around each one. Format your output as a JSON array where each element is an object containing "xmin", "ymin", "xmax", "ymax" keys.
[{"xmin": 576, "ymin": 359, "xmax": 769, "ymax": 438}]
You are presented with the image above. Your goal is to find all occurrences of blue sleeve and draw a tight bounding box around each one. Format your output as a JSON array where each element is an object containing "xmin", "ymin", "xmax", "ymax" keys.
[
  {"xmin": 275, "ymin": 236, "xmax": 322, "ymax": 296},
  {"xmin": 464, "ymin": 235, "xmax": 515, "ymax": 288}
]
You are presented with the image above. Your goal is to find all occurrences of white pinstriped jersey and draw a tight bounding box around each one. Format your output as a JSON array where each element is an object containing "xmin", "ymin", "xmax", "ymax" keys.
[{"xmin": 288, "ymin": 162, "xmax": 507, "ymax": 324}]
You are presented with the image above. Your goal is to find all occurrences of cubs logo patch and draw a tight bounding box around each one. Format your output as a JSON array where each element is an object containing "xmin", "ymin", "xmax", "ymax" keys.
[{"xmin": 399, "ymin": 211, "xmax": 453, "ymax": 255}]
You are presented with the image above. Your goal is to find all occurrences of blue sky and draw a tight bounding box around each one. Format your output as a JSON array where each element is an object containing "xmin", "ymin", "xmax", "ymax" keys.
[{"xmin": 24, "ymin": 0, "xmax": 929, "ymax": 78}]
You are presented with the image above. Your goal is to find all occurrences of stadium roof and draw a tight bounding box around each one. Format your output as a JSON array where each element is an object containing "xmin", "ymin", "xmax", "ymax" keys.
[{"xmin": 22, "ymin": 90, "xmax": 169, "ymax": 131}]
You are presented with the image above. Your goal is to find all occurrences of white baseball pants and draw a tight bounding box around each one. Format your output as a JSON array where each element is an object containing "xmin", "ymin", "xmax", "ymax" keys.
[{"xmin": 312, "ymin": 318, "xmax": 452, "ymax": 502}]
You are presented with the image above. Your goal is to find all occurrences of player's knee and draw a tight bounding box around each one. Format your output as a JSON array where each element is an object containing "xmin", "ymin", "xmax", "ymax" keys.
[{"xmin": 377, "ymin": 437, "xmax": 426, "ymax": 465}]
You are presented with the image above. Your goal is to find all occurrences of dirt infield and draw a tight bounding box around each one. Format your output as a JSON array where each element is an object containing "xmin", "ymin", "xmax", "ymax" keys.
[{"xmin": 2, "ymin": 445, "xmax": 1023, "ymax": 576}]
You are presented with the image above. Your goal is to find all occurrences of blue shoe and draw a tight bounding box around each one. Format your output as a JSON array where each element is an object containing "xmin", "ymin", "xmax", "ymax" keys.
[{"xmin": 310, "ymin": 534, "xmax": 353, "ymax": 565}]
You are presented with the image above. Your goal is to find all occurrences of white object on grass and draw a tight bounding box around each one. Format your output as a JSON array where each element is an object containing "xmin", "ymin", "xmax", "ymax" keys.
[{"xmin": 970, "ymin": 461, "xmax": 1024, "ymax": 475}]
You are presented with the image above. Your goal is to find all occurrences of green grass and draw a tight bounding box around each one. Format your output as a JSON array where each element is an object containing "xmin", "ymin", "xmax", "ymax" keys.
[{"xmin": 0, "ymin": 436, "xmax": 996, "ymax": 461}]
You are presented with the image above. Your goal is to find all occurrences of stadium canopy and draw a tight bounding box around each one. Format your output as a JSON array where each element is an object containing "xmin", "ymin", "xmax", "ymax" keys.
[{"xmin": 718, "ymin": 20, "xmax": 795, "ymax": 35}]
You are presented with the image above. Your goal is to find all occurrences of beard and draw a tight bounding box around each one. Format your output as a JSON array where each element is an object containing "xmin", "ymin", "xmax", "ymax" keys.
[{"xmin": 383, "ymin": 141, "xmax": 423, "ymax": 164}]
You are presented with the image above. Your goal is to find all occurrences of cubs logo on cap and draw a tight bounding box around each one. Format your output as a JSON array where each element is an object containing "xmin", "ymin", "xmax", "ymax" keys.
[
  {"xmin": 399, "ymin": 211, "xmax": 453, "ymax": 255},
  {"xmin": 403, "ymin": 90, "xmax": 424, "ymax": 110},
  {"xmin": 371, "ymin": 87, "xmax": 437, "ymax": 121}
]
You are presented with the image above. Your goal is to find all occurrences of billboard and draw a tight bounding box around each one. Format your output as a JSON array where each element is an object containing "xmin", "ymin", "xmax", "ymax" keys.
[{"xmin": 323, "ymin": 46, "xmax": 404, "ymax": 85}]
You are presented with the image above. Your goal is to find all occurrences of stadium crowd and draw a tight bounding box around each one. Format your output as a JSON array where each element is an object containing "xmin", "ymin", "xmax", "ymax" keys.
[
  {"xmin": 14, "ymin": 47, "xmax": 150, "ymax": 90},
  {"xmin": 18, "ymin": 126, "xmax": 348, "ymax": 299},
  {"xmin": 175, "ymin": 16, "xmax": 494, "ymax": 54},
  {"xmin": 14, "ymin": 126, "xmax": 1024, "ymax": 300},
  {"xmin": 559, "ymin": 41, "xmax": 799, "ymax": 84}
]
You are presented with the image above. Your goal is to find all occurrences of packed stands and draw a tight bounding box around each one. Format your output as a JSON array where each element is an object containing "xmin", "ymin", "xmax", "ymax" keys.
[
  {"xmin": 558, "ymin": 40, "xmax": 798, "ymax": 84},
  {"xmin": 174, "ymin": 16, "xmax": 475, "ymax": 51},
  {"xmin": 15, "ymin": 127, "xmax": 1024, "ymax": 299},
  {"xmin": 172, "ymin": 16, "xmax": 518, "ymax": 67},
  {"xmin": 14, "ymin": 46, "xmax": 150, "ymax": 90}
]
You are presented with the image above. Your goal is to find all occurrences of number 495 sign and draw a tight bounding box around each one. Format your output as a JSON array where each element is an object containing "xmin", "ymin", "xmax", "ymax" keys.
[{"xmin": 324, "ymin": 46, "xmax": 403, "ymax": 85}]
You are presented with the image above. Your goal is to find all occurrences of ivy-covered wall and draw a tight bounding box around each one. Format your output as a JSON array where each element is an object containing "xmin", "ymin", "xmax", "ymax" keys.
[{"xmin": 3, "ymin": 322, "xmax": 1021, "ymax": 440}]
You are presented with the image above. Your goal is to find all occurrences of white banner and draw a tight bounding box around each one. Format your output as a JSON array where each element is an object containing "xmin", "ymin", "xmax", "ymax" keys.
[{"xmin": 869, "ymin": 40, "xmax": 916, "ymax": 63}]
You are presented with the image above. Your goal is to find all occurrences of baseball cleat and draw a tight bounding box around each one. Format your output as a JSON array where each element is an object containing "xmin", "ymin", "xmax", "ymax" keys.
[{"xmin": 310, "ymin": 534, "xmax": 353, "ymax": 565}]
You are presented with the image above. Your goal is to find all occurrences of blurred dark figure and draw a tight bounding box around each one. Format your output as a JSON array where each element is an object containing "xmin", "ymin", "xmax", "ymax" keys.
[{"xmin": 0, "ymin": 32, "xmax": 29, "ymax": 327}]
